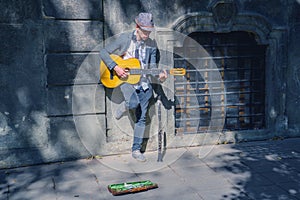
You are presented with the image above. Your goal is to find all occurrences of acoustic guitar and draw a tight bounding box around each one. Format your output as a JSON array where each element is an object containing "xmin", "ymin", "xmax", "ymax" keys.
[{"xmin": 100, "ymin": 54, "xmax": 186, "ymax": 88}]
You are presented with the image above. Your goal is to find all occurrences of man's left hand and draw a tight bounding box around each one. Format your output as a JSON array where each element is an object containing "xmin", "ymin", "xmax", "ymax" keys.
[{"xmin": 159, "ymin": 70, "xmax": 168, "ymax": 83}]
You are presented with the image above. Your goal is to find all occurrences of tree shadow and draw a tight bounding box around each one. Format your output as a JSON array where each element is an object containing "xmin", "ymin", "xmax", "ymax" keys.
[
  {"xmin": 203, "ymin": 139, "xmax": 300, "ymax": 199},
  {"xmin": 1, "ymin": 160, "xmax": 100, "ymax": 199}
]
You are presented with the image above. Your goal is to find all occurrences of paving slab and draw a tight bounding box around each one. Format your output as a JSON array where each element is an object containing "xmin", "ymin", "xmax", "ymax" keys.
[
  {"xmin": 198, "ymin": 186, "xmax": 252, "ymax": 200},
  {"xmin": 1, "ymin": 138, "xmax": 300, "ymax": 200},
  {"xmin": 279, "ymin": 181, "xmax": 300, "ymax": 200},
  {"xmin": 245, "ymin": 185, "xmax": 299, "ymax": 200}
]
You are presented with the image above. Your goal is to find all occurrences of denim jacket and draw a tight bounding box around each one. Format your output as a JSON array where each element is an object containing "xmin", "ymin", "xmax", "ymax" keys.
[{"xmin": 99, "ymin": 31, "xmax": 160, "ymax": 76}]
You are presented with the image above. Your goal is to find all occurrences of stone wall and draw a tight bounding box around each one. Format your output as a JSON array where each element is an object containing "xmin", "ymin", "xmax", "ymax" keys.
[
  {"xmin": 0, "ymin": 0, "xmax": 105, "ymax": 168},
  {"xmin": 287, "ymin": 1, "xmax": 300, "ymax": 136},
  {"xmin": 0, "ymin": 0, "xmax": 48, "ymax": 168},
  {"xmin": 0, "ymin": 0, "xmax": 300, "ymax": 169}
]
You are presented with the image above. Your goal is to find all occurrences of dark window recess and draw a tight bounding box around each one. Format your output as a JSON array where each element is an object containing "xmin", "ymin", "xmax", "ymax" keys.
[{"xmin": 174, "ymin": 31, "xmax": 266, "ymax": 134}]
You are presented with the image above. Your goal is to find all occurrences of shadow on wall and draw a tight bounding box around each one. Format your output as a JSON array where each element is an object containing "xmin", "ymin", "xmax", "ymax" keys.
[
  {"xmin": 44, "ymin": 0, "xmax": 104, "ymax": 161},
  {"xmin": 0, "ymin": 0, "xmax": 48, "ymax": 168},
  {"xmin": 0, "ymin": 0, "xmax": 105, "ymax": 169}
]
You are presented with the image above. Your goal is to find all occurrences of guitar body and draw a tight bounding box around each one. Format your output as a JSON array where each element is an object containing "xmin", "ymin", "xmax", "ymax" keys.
[
  {"xmin": 100, "ymin": 55, "xmax": 142, "ymax": 88},
  {"xmin": 100, "ymin": 54, "xmax": 186, "ymax": 88}
]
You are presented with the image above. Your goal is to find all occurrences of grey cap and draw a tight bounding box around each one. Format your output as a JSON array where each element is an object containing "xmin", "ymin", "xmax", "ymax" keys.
[{"xmin": 135, "ymin": 12, "xmax": 155, "ymax": 31}]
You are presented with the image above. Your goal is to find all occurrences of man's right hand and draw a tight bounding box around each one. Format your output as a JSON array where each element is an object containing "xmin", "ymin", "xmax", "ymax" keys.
[{"xmin": 114, "ymin": 65, "xmax": 128, "ymax": 79}]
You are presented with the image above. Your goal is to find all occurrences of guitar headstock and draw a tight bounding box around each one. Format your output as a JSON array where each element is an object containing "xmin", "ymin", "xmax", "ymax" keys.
[{"xmin": 169, "ymin": 68, "xmax": 186, "ymax": 76}]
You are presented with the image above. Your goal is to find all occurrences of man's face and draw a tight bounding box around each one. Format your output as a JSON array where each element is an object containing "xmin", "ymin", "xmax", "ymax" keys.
[{"xmin": 136, "ymin": 27, "xmax": 151, "ymax": 41}]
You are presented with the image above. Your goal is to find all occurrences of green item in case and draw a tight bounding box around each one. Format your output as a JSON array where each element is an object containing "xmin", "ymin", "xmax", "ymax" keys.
[{"xmin": 107, "ymin": 180, "xmax": 158, "ymax": 195}]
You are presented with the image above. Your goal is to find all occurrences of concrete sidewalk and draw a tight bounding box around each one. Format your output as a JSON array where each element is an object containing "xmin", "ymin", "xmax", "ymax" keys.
[{"xmin": 1, "ymin": 138, "xmax": 300, "ymax": 200}]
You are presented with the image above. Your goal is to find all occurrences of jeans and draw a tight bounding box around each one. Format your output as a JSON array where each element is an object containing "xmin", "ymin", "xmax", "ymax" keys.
[{"xmin": 120, "ymin": 83, "xmax": 153, "ymax": 151}]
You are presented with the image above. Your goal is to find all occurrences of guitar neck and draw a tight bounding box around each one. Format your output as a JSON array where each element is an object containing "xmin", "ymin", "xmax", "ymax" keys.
[{"xmin": 129, "ymin": 69, "xmax": 168, "ymax": 76}]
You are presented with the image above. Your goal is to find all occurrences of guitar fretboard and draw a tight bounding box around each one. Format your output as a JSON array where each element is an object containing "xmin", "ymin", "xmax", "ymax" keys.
[{"xmin": 129, "ymin": 69, "xmax": 169, "ymax": 75}]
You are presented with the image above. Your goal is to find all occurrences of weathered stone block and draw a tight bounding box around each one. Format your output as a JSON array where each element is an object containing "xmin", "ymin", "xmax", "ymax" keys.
[
  {"xmin": 0, "ymin": 22, "xmax": 47, "ymax": 150},
  {"xmin": 43, "ymin": 0, "xmax": 103, "ymax": 19},
  {"xmin": 243, "ymin": 0, "xmax": 287, "ymax": 25},
  {"xmin": 287, "ymin": 24, "xmax": 300, "ymax": 127},
  {"xmin": 47, "ymin": 84, "xmax": 105, "ymax": 116},
  {"xmin": 49, "ymin": 114, "xmax": 106, "ymax": 157},
  {"xmin": 0, "ymin": 0, "xmax": 41, "ymax": 23},
  {"xmin": 47, "ymin": 116, "xmax": 91, "ymax": 159},
  {"xmin": 0, "ymin": 111, "xmax": 48, "ymax": 150},
  {"xmin": 44, "ymin": 20, "xmax": 103, "ymax": 52},
  {"xmin": 103, "ymin": 0, "xmax": 209, "ymax": 32},
  {"xmin": 46, "ymin": 53, "xmax": 101, "ymax": 85},
  {"xmin": 72, "ymin": 114, "xmax": 107, "ymax": 155},
  {"xmin": 0, "ymin": 148, "xmax": 47, "ymax": 169},
  {"xmin": 46, "ymin": 54, "xmax": 86, "ymax": 85}
]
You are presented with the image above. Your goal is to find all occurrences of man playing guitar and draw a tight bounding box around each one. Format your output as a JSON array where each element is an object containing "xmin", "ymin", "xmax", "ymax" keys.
[{"xmin": 99, "ymin": 12, "xmax": 167, "ymax": 162}]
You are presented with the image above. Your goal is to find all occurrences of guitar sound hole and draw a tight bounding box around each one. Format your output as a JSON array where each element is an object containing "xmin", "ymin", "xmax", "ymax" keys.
[{"xmin": 124, "ymin": 68, "xmax": 130, "ymax": 73}]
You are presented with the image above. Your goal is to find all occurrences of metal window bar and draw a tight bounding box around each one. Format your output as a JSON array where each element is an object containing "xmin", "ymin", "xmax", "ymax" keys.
[{"xmin": 174, "ymin": 32, "xmax": 266, "ymax": 134}]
